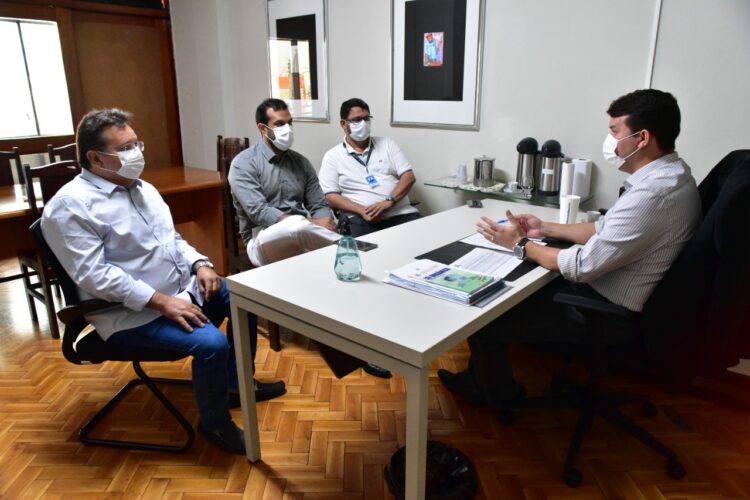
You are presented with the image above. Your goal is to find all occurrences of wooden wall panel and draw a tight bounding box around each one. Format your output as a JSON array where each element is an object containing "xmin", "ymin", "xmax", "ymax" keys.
[{"xmin": 71, "ymin": 11, "xmax": 173, "ymax": 168}]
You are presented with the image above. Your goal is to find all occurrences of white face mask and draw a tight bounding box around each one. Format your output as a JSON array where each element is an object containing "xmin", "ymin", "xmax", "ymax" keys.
[
  {"xmin": 98, "ymin": 146, "xmax": 145, "ymax": 180},
  {"xmin": 114, "ymin": 148, "xmax": 146, "ymax": 180},
  {"xmin": 602, "ymin": 130, "xmax": 643, "ymax": 169},
  {"xmin": 265, "ymin": 123, "xmax": 294, "ymax": 151},
  {"xmin": 348, "ymin": 120, "xmax": 371, "ymax": 142}
]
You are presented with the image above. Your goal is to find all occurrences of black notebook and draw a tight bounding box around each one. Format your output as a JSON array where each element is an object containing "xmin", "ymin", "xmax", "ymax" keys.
[{"xmin": 415, "ymin": 239, "xmax": 572, "ymax": 282}]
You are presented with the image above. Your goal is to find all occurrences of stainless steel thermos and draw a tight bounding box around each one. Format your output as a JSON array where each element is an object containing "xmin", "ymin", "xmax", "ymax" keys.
[
  {"xmin": 537, "ymin": 140, "xmax": 564, "ymax": 195},
  {"xmin": 515, "ymin": 137, "xmax": 538, "ymax": 191}
]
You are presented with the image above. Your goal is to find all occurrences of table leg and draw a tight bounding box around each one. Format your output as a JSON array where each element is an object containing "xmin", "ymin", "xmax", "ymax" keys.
[
  {"xmin": 230, "ymin": 302, "xmax": 261, "ymax": 461},
  {"xmin": 404, "ymin": 366, "xmax": 428, "ymax": 500}
]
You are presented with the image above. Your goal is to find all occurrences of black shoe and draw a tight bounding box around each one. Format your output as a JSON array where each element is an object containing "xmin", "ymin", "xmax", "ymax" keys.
[
  {"xmin": 363, "ymin": 363, "xmax": 392, "ymax": 379},
  {"xmin": 199, "ymin": 420, "xmax": 246, "ymax": 454},
  {"xmin": 229, "ymin": 379, "xmax": 287, "ymax": 408},
  {"xmin": 437, "ymin": 369, "xmax": 486, "ymax": 406}
]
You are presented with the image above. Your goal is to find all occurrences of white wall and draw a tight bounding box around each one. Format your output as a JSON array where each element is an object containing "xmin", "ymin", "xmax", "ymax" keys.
[
  {"xmin": 171, "ymin": 0, "xmax": 750, "ymax": 214},
  {"xmin": 652, "ymin": 0, "xmax": 750, "ymax": 174}
]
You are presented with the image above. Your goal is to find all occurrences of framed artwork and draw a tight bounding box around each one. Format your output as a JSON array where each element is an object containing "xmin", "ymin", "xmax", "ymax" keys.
[
  {"xmin": 266, "ymin": 0, "xmax": 329, "ymax": 122},
  {"xmin": 391, "ymin": 0, "xmax": 486, "ymax": 130}
]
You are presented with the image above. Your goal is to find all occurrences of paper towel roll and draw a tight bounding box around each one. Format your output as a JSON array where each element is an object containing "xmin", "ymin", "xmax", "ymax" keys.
[
  {"xmin": 571, "ymin": 158, "xmax": 592, "ymax": 198},
  {"xmin": 559, "ymin": 161, "xmax": 574, "ymax": 197}
]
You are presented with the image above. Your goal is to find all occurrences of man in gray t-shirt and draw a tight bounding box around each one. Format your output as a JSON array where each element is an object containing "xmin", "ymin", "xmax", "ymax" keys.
[{"xmin": 228, "ymin": 99, "xmax": 339, "ymax": 266}]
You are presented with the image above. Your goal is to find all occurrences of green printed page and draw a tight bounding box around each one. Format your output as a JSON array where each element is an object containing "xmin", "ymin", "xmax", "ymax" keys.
[{"xmin": 422, "ymin": 267, "xmax": 493, "ymax": 294}]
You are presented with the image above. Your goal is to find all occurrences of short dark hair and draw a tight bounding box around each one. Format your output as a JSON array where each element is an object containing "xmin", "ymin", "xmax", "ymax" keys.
[
  {"xmin": 76, "ymin": 108, "xmax": 132, "ymax": 170},
  {"xmin": 340, "ymin": 98, "xmax": 370, "ymax": 120},
  {"xmin": 607, "ymin": 89, "xmax": 681, "ymax": 151},
  {"xmin": 255, "ymin": 98, "xmax": 289, "ymax": 126}
]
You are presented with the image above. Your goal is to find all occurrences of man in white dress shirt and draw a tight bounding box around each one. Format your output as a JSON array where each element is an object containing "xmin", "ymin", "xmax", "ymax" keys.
[
  {"xmin": 319, "ymin": 98, "xmax": 421, "ymax": 237},
  {"xmin": 41, "ymin": 109, "xmax": 285, "ymax": 455},
  {"xmin": 439, "ymin": 89, "xmax": 702, "ymax": 406}
]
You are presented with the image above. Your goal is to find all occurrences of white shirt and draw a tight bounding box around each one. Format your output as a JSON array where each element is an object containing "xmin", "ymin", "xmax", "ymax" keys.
[
  {"xmin": 41, "ymin": 169, "xmax": 206, "ymax": 340},
  {"xmin": 319, "ymin": 136, "xmax": 418, "ymax": 218},
  {"xmin": 557, "ymin": 153, "xmax": 701, "ymax": 312}
]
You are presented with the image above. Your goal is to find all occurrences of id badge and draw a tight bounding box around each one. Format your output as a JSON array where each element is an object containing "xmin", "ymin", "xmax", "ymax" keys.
[{"xmin": 365, "ymin": 175, "xmax": 380, "ymax": 188}]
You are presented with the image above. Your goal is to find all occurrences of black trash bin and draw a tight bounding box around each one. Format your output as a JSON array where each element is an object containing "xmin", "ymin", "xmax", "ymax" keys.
[{"xmin": 383, "ymin": 440, "xmax": 477, "ymax": 500}]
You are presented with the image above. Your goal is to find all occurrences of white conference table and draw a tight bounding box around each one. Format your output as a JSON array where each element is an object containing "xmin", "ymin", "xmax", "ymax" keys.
[{"xmin": 227, "ymin": 199, "xmax": 561, "ymax": 500}]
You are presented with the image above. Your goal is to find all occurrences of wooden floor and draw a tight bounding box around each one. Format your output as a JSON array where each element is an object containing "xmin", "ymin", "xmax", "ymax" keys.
[{"xmin": 2, "ymin": 262, "xmax": 750, "ymax": 499}]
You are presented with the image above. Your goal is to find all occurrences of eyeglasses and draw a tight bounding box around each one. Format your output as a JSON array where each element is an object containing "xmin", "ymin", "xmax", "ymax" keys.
[
  {"xmin": 348, "ymin": 116, "xmax": 373, "ymax": 124},
  {"xmin": 99, "ymin": 140, "xmax": 145, "ymax": 155},
  {"xmin": 116, "ymin": 140, "xmax": 145, "ymax": 153}
]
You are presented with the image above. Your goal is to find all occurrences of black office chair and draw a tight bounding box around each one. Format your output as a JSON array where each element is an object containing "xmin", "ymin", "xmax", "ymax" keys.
[
  {"xmin": 500, "ymin": 150, "xmax": 750, "ymax": 487},
  {"xmin": 30, "ymin": 219, "xmax": 195, "ymax": 452}
]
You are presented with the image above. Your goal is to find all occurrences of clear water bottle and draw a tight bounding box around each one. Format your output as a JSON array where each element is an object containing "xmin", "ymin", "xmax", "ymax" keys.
[{"xmin": 334, "ymin": 216, "xmax": 362, "ymax": 281}]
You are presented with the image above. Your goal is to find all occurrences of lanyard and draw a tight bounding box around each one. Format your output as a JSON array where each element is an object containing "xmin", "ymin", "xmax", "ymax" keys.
[{"xmin": 343, "ymin": 139, "xmax": 373, "ymax": 170}]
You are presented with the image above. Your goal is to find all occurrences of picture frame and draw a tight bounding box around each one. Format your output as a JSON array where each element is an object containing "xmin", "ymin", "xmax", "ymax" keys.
[
  {"xmin": 390, "ymin": 0, "xmax": 486, "ymax": 130},
  {"xmin": 265, "ymin": 0, "xmax": 330, "ymax": 122}
]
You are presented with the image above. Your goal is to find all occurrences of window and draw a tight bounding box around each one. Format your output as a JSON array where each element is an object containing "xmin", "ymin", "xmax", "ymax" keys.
[{"xmin": 0, "ymin": 18, "xmax": 74, "ymax": 139}]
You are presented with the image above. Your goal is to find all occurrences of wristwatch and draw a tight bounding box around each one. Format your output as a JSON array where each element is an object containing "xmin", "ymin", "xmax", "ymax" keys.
[
  {"xmin": 193, "ymin": 259, "xmax": 215, "ymax": 274},
  {"xmin": 512, "ymin": 237, "xmax": 530, "ymax": 261},
  {"xmin": 385, "ymin": 195, "xmax": 396, "ymax": 205}
]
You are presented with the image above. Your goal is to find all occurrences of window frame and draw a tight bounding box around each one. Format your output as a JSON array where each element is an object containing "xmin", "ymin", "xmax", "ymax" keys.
[{"xmin": 0, "ymin": 1, "xmax": 172, "ymax": 156}]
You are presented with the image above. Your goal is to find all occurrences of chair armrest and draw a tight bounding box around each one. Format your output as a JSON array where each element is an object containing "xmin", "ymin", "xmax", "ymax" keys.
[
  {"xmin": 57, "ymin": 299, "xmax": 119, "ymax": 325},
  {"xmin": 553, "ymin": 292, "xmax": 635, "ymax": 319}
]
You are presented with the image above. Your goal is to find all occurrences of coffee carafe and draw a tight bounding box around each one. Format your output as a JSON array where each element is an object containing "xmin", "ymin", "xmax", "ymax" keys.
[
  {"xmin": 515, "ymin": 137, "xmax": 538, "ymax": 193},
  {"xmin": 537, "ymin": 139, "xmax": 564, "ymax": 195}
]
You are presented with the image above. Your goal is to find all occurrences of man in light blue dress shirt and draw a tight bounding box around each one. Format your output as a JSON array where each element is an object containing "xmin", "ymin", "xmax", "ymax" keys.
[{"xmin": 41, "ymin": 109, "xmax": 285, "ymax": 454}]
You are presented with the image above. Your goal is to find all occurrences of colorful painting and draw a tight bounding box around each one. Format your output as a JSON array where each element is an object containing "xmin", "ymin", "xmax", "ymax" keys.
[{"xmin": 423, "ymin": 32, "xmax": 444, "ymax": 66}]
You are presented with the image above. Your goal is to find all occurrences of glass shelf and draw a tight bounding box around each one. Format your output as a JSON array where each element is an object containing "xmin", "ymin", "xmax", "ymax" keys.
[{"xmin": 424, "ymin": 176, "xmax": 594, "ymax": 209}]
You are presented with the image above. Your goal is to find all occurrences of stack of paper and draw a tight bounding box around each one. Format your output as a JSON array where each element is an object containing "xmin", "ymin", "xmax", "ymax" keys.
[{"xmin": 385, "ymin": 259, "xmax": 506, "ymax": 305}]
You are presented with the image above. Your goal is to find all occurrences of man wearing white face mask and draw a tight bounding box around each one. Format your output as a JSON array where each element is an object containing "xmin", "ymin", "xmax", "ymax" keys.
[
  {"xmin": 439, "ymin": 89, "xmax": 702, "ymax": 407},
  {"xmin": 41, "ymin": 108, "xmax": 287, "ymax": 455},
  {"xmin": 228, "ymin": 98, "xmax": 340, "ymax": 266},
  {"xmin": 319, "ymin": 98, "xmax": 421, "ymax": 237}
]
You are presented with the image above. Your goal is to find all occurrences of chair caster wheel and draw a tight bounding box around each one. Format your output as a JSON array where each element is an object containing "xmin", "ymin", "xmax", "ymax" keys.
[
  {"xmin": 563, "ymin": 468, "xmax": 582, "ymax": 487},
  {"xmin": 667, "ymin": 461, "xmax": 686, "ymax": 480},
  {"xmin": 642, "ymin": 401, "xmax": 658, "ymax": 418},
  {"xmin": 498, "ymin": 409, "xmax": 514, "ymax": 426}
]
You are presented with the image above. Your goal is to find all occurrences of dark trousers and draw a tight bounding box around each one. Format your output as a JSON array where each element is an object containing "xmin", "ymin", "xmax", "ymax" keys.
[
  {"xmin": 466, "ymin": 277, "xmax": 637, "ymax": 404},
  {"xmin": 348, "ymin": 212, "xmax": 422, "ymax": 237}
]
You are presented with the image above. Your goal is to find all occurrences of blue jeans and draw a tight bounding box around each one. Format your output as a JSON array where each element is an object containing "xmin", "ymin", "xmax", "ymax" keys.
[{"xmin": 107, "ymin": 281, "xmax": 257, "ymax": 429}]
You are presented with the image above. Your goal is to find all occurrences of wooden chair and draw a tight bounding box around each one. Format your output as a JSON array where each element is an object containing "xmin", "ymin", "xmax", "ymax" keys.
[
  {"xmin": 47, "ymin": 143, "xmax": 78, "ymax": 163},
  {"xmin": 18, "ymin": 160, "xmax": 81, "ymax": 339},
  {"xmin": 0, "ymin": 147, "xmax": 23, "ymax": 186},
  {"xmin": 217, "ymin": 135, "xmax": 282, "ymax": 352},
  {"xmin": 0, "ymin": 147, "xmax": 27, "ymax": 284}
]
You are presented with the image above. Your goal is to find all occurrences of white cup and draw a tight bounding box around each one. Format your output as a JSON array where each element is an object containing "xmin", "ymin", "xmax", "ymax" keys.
[
  {"xmin": 586, "ymin": 210, "xmax": 601, "ymax": 223},
  {"xmin": 559, "ymin": 194, "xmax": 581, "ymax": 224},
  {"xmin": 456, "ymin": 164, "xmax": 468, "ymax": 185}
]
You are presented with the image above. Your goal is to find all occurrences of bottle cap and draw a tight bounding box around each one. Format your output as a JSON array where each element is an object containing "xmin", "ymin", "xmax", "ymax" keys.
[{"xmin": 337, "ymin": 215, "xmax": 352, "ymax": 236}]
